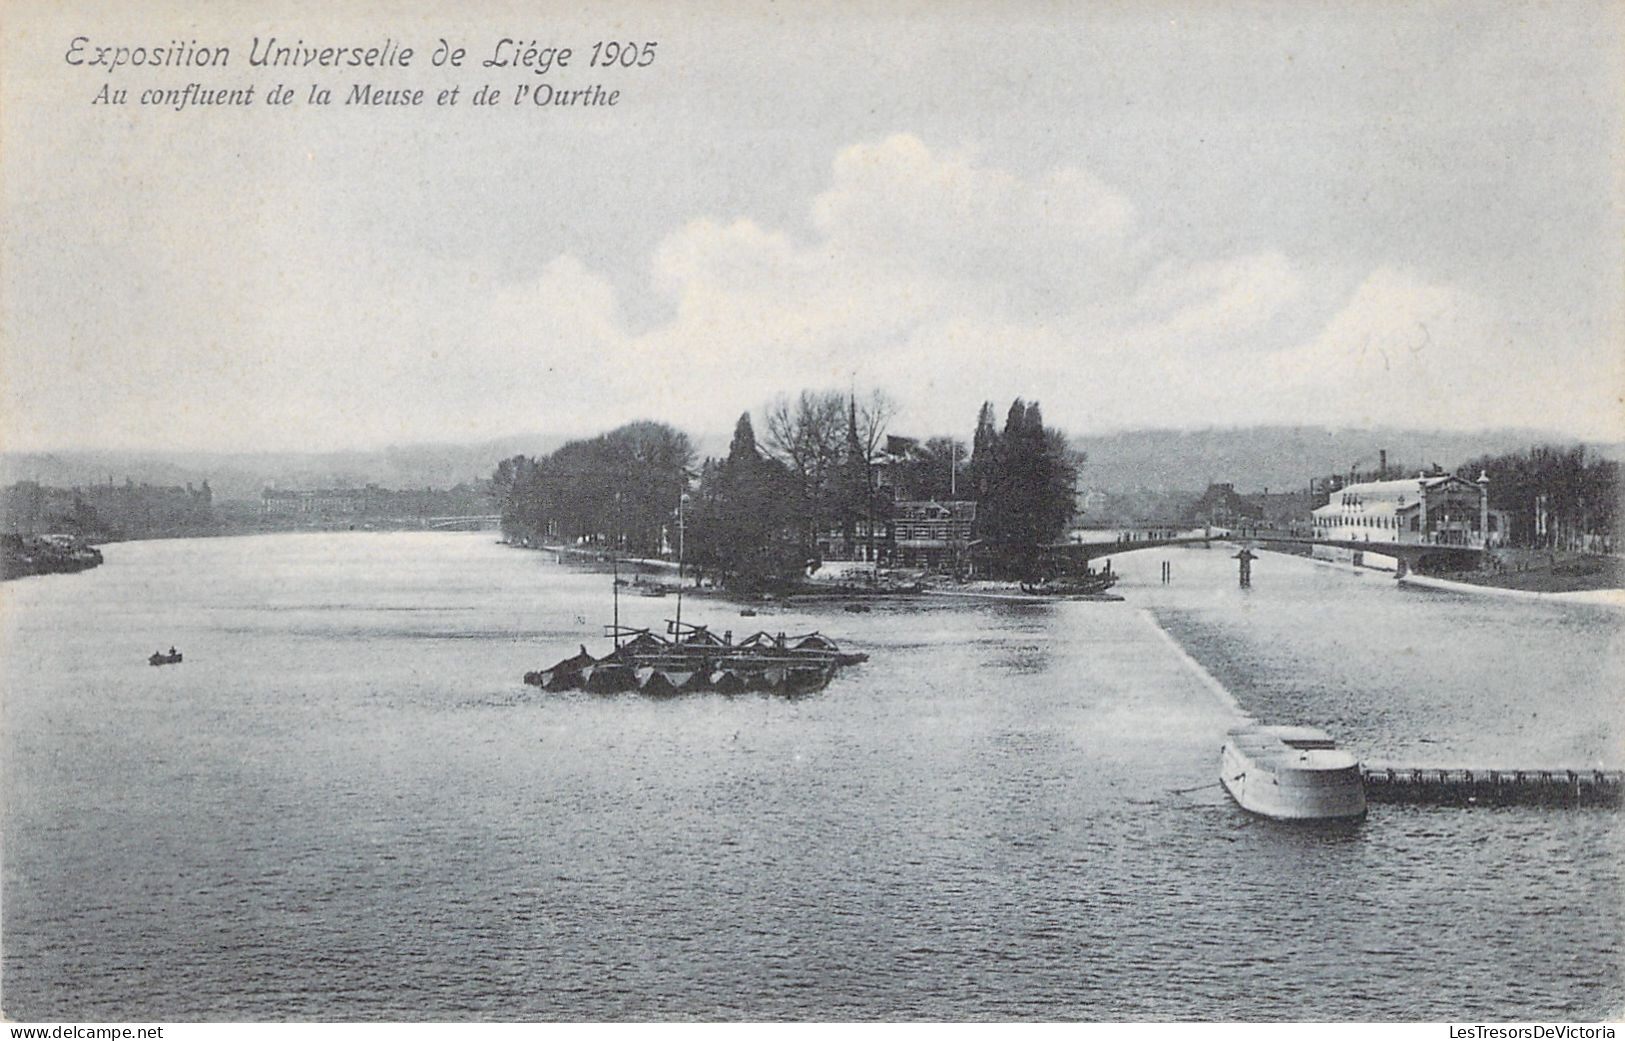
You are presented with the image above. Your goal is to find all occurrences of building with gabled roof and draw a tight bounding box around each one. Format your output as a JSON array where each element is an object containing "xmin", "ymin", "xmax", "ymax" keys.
[{"xmin": 1311, "ymin": 472, "xmax": 1495, "ymax": 547}]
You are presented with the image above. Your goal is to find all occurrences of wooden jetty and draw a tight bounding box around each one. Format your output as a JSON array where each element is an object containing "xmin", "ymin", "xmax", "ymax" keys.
[{"xmin": 1361, "ymin": 766, "xmax": 1623, "ymax": 808}]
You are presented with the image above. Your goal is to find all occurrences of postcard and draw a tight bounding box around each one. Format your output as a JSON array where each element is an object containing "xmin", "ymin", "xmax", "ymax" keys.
[{"xmin": 3, "ymin": 0, "xmax": 1621, "ymax": 1026}]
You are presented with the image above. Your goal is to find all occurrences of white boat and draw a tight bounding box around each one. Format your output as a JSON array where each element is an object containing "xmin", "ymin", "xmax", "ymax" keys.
[{"xmin": 1220, "ymin": 724, "xmax": 1366, "ymax": 821}]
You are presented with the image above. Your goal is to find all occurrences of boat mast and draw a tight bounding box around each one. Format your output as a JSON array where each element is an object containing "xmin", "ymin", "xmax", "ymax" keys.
[
  {"xmin": 675, "ymin": 491, "xmax": 687, "ymax": 632},
  {"xmin": 612, "ymin": 490, "xmax": 622, "ymax": 650}
]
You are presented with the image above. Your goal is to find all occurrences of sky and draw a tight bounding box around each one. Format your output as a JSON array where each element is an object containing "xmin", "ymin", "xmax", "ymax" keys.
[{"xmin": 3, "ymin": 0, "xmax": 1622, "ymax": 453}]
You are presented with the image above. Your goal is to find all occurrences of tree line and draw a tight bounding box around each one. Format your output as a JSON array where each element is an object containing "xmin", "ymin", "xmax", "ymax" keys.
[
  {"xmin": 492, "ymin": 392, "xmax": 1080, "ymax": 587},
  {"xmin": 1456, "ymin": 444, "xmax": 1619, "ymax": 551},
  {"xmin": 491, "ymin": 421, "xmax": 694, "ymax": 558}
]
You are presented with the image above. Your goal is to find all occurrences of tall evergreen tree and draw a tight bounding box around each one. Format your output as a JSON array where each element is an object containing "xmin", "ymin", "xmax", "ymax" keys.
[
  {"xmin": 728, "ymin": 411, "xmax": 761, "ymax": 461},
  {"xmin": 838, "ymin": 394, "xmax": 872, "ymax": 555},
  {"xmin": 971, "ymin": 398, "xmax": 1077, "ymax": 577},
  {"xmin": 687, "ymin": 413, "xmax": 805, "ymax": 588},
  {"xmin": 968, "ymin": 401, "xmax": 1000, "ymax": 501}
]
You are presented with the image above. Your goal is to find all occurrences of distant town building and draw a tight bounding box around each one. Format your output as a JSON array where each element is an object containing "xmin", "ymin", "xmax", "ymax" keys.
[
  {"xmin": 260, "ymin": 483, "xmax": 493, "ymax": 523},
  {"xmin": 1186, "ymin": 483, "xmax": 1263, "ymax": 529},
  {"xmin": 261, "ymin": 486, "xmax": 379, "ymax": 517},
  {"xmin": 1248, "ymin": 489, "xmax": 1319, "ymax": 535},
  {"xmin": 1311, "ymin": 473, "xmax": 1497, "ymax": 547},
  {"xmin": 1074, "ymin": 487, "xmax": 1110, "ymax": 520},
  {"xmin": 1065, "ymin": 487, "xmax": 1194, "ymax": 530},
  {"xmin": 1, "ymin": 481, "xmax": 50, "ymax": 535},
  {"xmin": 3, "ymin": 478, "xmax": 214, "ymax": 538},
  {"xmin": 1309, "ymin": 452, "xmax": 1434, "ymax": 509}
]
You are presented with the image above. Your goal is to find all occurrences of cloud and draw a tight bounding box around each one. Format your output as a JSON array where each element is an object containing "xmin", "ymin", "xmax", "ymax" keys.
[
  {"xmin": 1259, "ymin": 269, "xmax": 1529, "ymax": 428},
  {"xmin": 1129, "ymin": 252, "xmax": 1308, "ymax": 346},
  {"xmin": 11, "ymin": 131, "xmax": 1612, "ymax": 452},
  {"xmin": 578, "ymin": 135, "xmax": 1321, "ymax": 433},
  {"xmin": 446, "ymin": 135, "xmax": 1568, "ymax": 442},
  {"xmin": 813, "ymin": 134, "xmax": 1135, "ymax": 262}
]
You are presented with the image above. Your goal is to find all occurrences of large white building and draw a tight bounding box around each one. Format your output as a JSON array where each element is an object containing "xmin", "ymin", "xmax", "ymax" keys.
[{"xmin": 1311, "ymin": 473, "xmax": 1497, "ymax": 548}]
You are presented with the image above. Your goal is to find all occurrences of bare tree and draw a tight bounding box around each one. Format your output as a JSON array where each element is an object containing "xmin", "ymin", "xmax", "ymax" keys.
[
  {"xmin": 760, "ymin": 387, "xmax": 898, "ymax": 556},
  {"xmin": 856, "ymin": 388, "xmax": 898, "ymax": 461},
  {"xmin": 761, "ymin": 390, "xmax": 845, "ymax": 551},
  {"xmin": 763, "ymin": 391, "xmax": 845, "ymax": 486}
]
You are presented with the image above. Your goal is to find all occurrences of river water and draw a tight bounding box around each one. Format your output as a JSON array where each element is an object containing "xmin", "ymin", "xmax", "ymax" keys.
[{"xmin": 3, "ymin": 532, "xmax": 1621, "ymax": 1020}]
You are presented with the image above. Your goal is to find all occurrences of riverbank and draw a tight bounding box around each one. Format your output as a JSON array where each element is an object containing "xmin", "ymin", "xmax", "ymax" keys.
[
  {"xmin": 1427, "ymin": 552, "xmax": 1625, "ymax": 594},
  {"xmin": 525, "ymin": 541, "xmax": 1133, "ymax": 604},
  {"xmin": 1397, "ymin": 572, "xmax": 1625, "ymax": 607},
  {"xmin": 1, "ymin": 534, "xmax": 103, "ymax": 580},
  {"xmin": 1253, "ymin": 542, "xmax": 1625, "ymax": 598}
]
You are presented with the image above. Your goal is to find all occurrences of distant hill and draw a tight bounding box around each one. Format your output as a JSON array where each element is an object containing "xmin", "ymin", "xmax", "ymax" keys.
[
  {"xmin": 6, "ymin": 425, "xmax": 1617, "ymax": 501},
  {"xmin": 1067, "ymin": 426, "xmax": 1625, "ymax": 494},
  {"xmin": 0, "ymin": 434, "xmax": 570, "ymax": 502}
]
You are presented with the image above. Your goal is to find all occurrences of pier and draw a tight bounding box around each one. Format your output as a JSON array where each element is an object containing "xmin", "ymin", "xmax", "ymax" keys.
[{"xmin": 1361, "ymin": 766, "xmax": 1623, "ymax": 808}]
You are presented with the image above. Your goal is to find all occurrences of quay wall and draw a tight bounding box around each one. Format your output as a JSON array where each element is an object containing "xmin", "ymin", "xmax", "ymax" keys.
[
  {"xmin": 1137, "ymin": 608, "xmax": 1251, "ymax": 721},
  {"xmin": 1256, "ymin": 545, "xmax": 1389, "ymax": 579},
  {"xmin": 1398, "ymin": 572, "xmax": 1625, "ymax": 607}
]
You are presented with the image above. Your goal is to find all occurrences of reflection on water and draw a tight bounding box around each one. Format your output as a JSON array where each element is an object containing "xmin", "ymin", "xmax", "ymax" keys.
[{"xmin": 2, "ymin": 533, "xmax": 1620, "ymax": 1020}]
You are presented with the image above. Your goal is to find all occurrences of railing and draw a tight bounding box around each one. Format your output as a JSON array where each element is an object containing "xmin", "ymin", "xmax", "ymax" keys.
[{"xmin": 1309, "ymin": 531, "xmax": 1486, "ymax": 550}]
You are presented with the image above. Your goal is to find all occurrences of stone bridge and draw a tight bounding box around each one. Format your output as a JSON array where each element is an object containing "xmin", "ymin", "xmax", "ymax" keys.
[
  {"xmin": 422, "ymin": 514, "xmax": 501, "ymax": 531},
  {"xmin": 1060, "ymin": 528, "xmax": 1485, "ymax": 575},
  {"xmin": 1049, "ymin": 528, "xmax": 1222, "ymax": 564}
]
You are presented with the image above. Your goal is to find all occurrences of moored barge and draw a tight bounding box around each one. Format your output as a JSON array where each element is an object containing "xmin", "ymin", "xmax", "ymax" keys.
[
  {"xmin": 1220, "ymin": 724, "xmax": 1366, "ymax": 821},
  {"xmin": 525, "ymin": 622, "xmax": 867, "ymax": 696}
]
